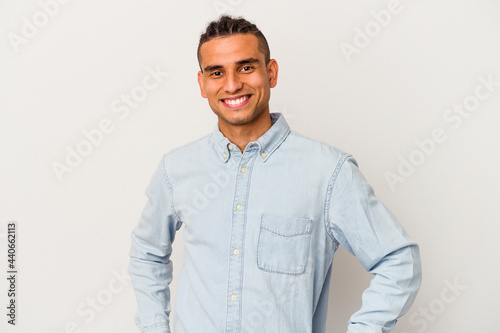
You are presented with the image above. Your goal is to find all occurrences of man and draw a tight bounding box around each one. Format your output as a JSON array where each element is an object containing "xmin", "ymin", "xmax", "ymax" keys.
[{"xmin": 129, "ymin": 15, "xmax": 421, "ymax": 333}]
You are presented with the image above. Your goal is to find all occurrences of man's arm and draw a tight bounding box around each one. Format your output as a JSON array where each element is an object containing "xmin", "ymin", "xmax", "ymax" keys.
[
  {"xmin": 325, "ymin": 155, "xmax": 422, "ymax": 333},
  {"xmin": 129, "ymin": 157, "xmax": 182, "ymax": 333}
]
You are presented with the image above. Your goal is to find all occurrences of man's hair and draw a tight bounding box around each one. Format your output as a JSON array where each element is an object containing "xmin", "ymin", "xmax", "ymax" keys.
[{"xmin": 197, "ymin": 15, "xmax": 271, "ymax": 69}]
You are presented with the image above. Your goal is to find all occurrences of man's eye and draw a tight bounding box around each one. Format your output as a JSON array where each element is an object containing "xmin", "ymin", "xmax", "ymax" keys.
[
  {"xmin": 211, "ymin": 71, "xmax": 222, "ymax": 77},
  {"xmin": 241, "ymin": 66, "xmax": 253, "ymax": 72}
]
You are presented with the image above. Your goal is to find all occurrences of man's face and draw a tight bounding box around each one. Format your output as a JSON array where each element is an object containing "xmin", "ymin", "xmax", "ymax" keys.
[{"xmin": 197, "ymin": 34, "xmax": 278, "ymax": 128}]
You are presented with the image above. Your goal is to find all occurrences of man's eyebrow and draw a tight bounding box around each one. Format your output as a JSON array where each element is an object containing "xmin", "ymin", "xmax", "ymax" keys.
[
  {"xmin": 235, "ymin": 58, "xmax": 259, "ymax": 65},
  {"xmin": 203, "ymin": 65, "xmax": 223, "ymax": 72}
]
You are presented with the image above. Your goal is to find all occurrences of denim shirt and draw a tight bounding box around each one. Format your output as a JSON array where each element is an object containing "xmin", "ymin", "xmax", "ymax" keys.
[{"xmin": 129, "ymin": 112, "xmax": 422, "ymax": 333}]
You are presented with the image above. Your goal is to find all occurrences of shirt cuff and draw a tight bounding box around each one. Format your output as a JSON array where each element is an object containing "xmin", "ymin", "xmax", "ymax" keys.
[{"xmin": 142, "ymin": 322, "xmax": 171, "ymax": 333}]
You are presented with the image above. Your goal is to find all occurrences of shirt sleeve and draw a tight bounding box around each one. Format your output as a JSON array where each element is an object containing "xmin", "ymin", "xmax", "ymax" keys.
[
  {"xmin": 129, "ymin": 157, "xmax": 182, "ymax": 333},
  {"xmin": 325, "ymin": 155, "xmax": 422, "ymax": 333}
]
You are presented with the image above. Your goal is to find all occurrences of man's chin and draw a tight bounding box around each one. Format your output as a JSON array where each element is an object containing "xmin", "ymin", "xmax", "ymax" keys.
[
  {"xmin": 217, "ymin": 112, "xmax": 257, "ymax": 127},
  {"xmin": 221, "ymin": 116, "xmax": 252, "ymax": 126}
]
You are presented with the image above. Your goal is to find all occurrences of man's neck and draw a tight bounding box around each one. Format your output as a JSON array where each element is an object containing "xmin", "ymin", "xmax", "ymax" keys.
[{"xmin": 218, "ymin": 111, "xmax": 273, "ymax": 152}]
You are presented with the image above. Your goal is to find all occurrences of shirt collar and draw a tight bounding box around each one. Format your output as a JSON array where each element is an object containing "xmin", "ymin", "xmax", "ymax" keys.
[{"xmin": 212, "ymin": 112, "xmax": 290, "ymax": 163}]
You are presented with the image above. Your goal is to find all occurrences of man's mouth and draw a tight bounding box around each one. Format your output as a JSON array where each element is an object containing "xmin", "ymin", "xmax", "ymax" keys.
[{"xmin": 221, "ymin": 95, "xmax": 251, "ymax": 108}]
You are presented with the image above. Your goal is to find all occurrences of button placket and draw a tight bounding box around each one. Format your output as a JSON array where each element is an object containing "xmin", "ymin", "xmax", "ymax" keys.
[{"xmin": 225, "ymin": 148, "xmax": 257, "ymax": 332}]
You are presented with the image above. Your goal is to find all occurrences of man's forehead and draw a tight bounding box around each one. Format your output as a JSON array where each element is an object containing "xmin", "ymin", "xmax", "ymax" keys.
[{"xmin": 199, "ymin": 34, "xmax": 265, "ymax": 67}]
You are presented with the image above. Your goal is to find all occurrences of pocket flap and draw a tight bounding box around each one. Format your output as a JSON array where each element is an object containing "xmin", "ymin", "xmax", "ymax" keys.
[{"xmin": 260, "ymin": 213, "xmax": 312, "ymax": 237}]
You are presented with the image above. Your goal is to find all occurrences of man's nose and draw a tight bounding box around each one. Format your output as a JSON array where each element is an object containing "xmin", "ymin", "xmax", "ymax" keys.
[{"xmin": 223, "ymin": 72, "xmax": 243, "ymax": 94}]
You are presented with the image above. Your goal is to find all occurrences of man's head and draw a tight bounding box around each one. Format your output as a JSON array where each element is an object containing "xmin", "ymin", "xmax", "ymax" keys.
[
  {"xmin": 197, "ymin": 16, "xmax": 278, "ymax": 131},
  {"xmin": 197, "ymin": 15, "xmax": 271, "ymax": 68}
]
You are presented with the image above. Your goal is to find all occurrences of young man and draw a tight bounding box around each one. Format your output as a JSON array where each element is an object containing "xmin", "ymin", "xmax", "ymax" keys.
[{"xmin": 129, "ymin": 16, "xmax": 421, "ymax": 333}]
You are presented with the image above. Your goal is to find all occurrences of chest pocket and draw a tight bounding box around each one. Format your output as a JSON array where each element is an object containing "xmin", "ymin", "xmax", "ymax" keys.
[{"xmin": 257, "ymin": 213, "xmax": 313, "ymax": 275}]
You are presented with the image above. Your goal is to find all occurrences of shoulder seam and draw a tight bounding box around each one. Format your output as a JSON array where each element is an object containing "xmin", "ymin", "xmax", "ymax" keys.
[
  {"xmin": 323, "ymin": 152, "xmax": 352, "ymax": 244},
  {"xmin": 160, "ymin": 156, "xmax": 182, "ymax": 223}
]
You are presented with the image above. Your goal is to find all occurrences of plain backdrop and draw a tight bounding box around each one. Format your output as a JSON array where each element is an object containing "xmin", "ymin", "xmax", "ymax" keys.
[{"xmin": 1, "ymin": 0, "xmax": 499, "ymax": 332}]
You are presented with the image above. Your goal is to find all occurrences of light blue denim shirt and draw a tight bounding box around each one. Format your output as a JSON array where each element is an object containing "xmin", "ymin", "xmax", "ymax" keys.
[{"xmin": 129, "ymin": 112, "xmax": 421, "ymax": 333}]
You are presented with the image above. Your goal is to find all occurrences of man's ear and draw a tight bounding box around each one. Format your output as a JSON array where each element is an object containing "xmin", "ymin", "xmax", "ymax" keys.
[
  {"xmin": 267, "ymin": 59, "xmax": 279, "ymax": 88},
  {"xmin": 198, "ymin": 71, "xmax": 207, "ymax": 98}
]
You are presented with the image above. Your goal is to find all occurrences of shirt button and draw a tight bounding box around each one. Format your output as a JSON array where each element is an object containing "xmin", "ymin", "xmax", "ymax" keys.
[
  {"xmin": 236, "ymin": 204, "xmax": 243, "ymax": 211},
  {"xmin": 261, "ymin": 152, "xmax": 266, "ymax": 158},
  {"xmin": 241, "ymin": 166, "xmax": 247, "ymax": 173},
  {"xmin": 233, "ymin": 248, "xmax": 240, "ymax": 255},
  {"xmin": 231, "ymin": 294, "xmax": 237, "ymax": 301},
  {"xmin": 223, "ymin": 153, "xmax": 228, "ymax": 159},
  {"xmin": 228, "ymin": 144, "xmax": 234, "ymax": 150}
]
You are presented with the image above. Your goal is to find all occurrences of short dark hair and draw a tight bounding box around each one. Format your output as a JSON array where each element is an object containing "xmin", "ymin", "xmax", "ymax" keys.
[{"xmin": 197, "ymin": 15, "xmax": 271, "ymax": 69}]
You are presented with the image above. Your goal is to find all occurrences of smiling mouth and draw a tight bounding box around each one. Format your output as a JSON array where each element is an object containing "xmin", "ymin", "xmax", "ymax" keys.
[{"xmin": 221, "ymin": 95, "xmax": 251, "ymax": 108}]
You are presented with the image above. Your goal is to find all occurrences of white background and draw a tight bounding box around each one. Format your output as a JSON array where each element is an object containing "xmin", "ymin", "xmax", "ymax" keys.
[{"xmin": 1, "ymin": 0, "xmax": 499, "ymax": 332}]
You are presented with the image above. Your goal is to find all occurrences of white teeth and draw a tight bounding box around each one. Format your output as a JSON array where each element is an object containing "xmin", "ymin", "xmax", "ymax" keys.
[{"xmin": 225, "ymin": 95, "xmax": 248, "ymax": 106}]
